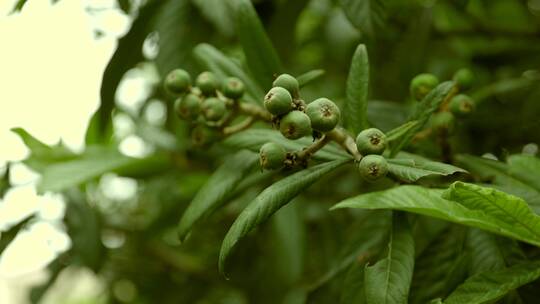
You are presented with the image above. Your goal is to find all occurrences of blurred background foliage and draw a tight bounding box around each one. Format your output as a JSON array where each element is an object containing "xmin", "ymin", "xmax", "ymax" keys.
[{"xmin": 3, "ymin": 0, "xmax": 540, "ymax": 303}]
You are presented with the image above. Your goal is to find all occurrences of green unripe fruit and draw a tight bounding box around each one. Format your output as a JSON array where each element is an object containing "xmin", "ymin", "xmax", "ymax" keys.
[
  {"xmin": 449, "ymin": 94, "xmax": 475, "ymax": 116},
  {"xmin": 164, "ymin": 69, "xmax": 191, "ymax": 94},
  {"xmin": 356, "ymin": 128, "xmax": 387, "ymax": 155},
  {"xmin": 264, "ymin": 87, "xmax": 293, "ymax": 116},
  {"xmin": 453, "ymin": 68, "xmax": 474, "ymax": 91},
  {"xmin": 174, "ymin": 93, "xmax": 201, "ymax": 120},
  {"xmin": 201, "ymin": 97, "xmax": 227, "ymax": 121},
  {"xmin": 259, "ymin": 142, "xmax": 286, "ymax": 170},
  {"xmin": 191, "ymin": 125, "xmax": 219, "ymax": 147},
  {"xmin": 196, "ymin": 71, "xmax": 219, "ymax": 96},
  {"xmin": 273, "ymin": 74, "xmax": 299, "ymax": 97},
  {"xmin": 410, "ymin": 73, "xmax": 439, "ymax": 101},
  {"xmin": 358, "ymin": 155, "xmax": 389, "ymax": 182},
  {"xmin": 222, "ymin": 77, "xmax": 245, "ymax": 100},
  {"xmin": 431, "ymin": 111, "xmax": 455, "ymax": 133},
  {"xmin": 279, "ymin": 111, "xmax": 312, "ymax": 140},
  {"xmin": 305, "ymin": 98, "xmax": 341, "ymax": 132}
]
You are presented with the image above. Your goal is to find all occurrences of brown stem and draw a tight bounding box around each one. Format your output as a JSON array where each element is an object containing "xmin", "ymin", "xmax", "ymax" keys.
[
  {"xmin": 326, "ymin": 127, "xmax": 362, "ymax": 160},
  {"xmin": 296, "ymin": 135, "xmax": 331, "ymax": 160},
  {"xmin": 222, "ymin": 117, "xmax": 256, "ymax": 136},
  {"xmin": 238, "ymin": 102, "xmax": 273, "ymax": 122}
]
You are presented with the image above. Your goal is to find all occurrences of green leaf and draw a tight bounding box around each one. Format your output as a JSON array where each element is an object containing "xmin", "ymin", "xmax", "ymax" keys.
[
  {"xmin": 223, "ymin": 129, "xmax": 352, "ymax": 161},
  {"xmin": 467, "ymin": 229, "xmax": 506, "ymax": 275},
  {"xmin": 193, "ymin": 43, "xmax": 264, "ymax": 104},
  {"xmin": 339, "ymin": 0, "xmax": 385, "ymax": 36},
  {"xmin": 228, "ymin": 0, "xmax": 283, "ymax": 88},
  {"xmin": 0, "ymin": 163, "xmax": 10, "ymax": 199},
  {"xmin": 340, "ymin": 261, "xmax": 367, "ymax": 304},
  {"xmin": 219, "ymin": 159, "xmax": 350, "ymax": 276},
  {"xmin": 344, "ymin": 44, "xmax": 370, "ymax": 134},
  {"xmin": 443, "ymin": 182, "xmax": 540, "ymax": 244},
  {"xmin": 390, "ymin": 81, "xmax": 455, "ymax": 157},
  {"xmin": 386, "ymin": 121, "xmax": 420, "ymax": 142},
  {"xmin": 387, "ymin": 158, "xmax": 467, "ymax": 182},
  {"xmin": 365, "ymin": 212, "xmax": 415, "ymax": 304},
  {"xmin": 507, "ymin": 155, "xmax": 540, "ymax": 193},
  {"xmin": 444, "ymin": 261, "xmax": 540, "ymax": 304},
  {"xmin": 10, "ymin": 0, "xmax": 28, "ymax": 13},
  {"xmin": 192, "ymin": 0, "xmax": 235, "ymax": 37},
  {"xmin": 297, "ymin": 69, "xmax": 325, "ymax": 88},
  {"xmin": 0, "ymin": 215, "xmax": 34, "ymax": 254},
  {"xmin": 471, "ymin": 76, "xmax": 538, "ymax": 104},
  {"xmin": 177, "ymin": 151, "xmax": 259, "ymax": 242},
  {"xmin": 332, "ymin": 183, "xmax": 540, "ymax": 247},
  {"xmin": 36, "ymin": 147, "xmax": 167, "ymax": 193}
]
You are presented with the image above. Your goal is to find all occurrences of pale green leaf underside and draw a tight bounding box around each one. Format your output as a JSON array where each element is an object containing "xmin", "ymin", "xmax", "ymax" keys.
[
  {"xmin": 223, "ymin": 129, "xmax": 352, "ymax": 161},
  {"xmin": 297, "ymin": 69, "xmax": 325, "ymax": 88},
  {"xmin": 444, "ymin": 261, "xmax": 540, "ymax": 304},
  {"xmin": 365, "ymin": 213, "xmax": 415, "ymax": 304},
  {"xmin": 386, "ymin": 120, "xmax": 419, "ymax": 142},
  {"xmin": 332, "ymin": 182, "xmax": 540, "ymax": 247},
  {"xmin": 387, "ymin": 158, "xmax": 467, "ymax": 182},
  {"xmin": 177, "ymin": 151, "xmax": 259, "ymax": 242},
  {"xmin": 219, "ymin": 159, "xmax": 350, "ymax": 275},
  {"xmin": 344, "ymin": 44, "xmax": 369, "ymax": 134}
]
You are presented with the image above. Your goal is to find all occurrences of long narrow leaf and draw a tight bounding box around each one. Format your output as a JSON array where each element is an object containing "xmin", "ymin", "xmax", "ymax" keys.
[
  {"xmin": 344, "ymin": 44, "xmax": 370, "ymax": 134},
  {"xmin": 219, "ymin": 159, "xmax": 350, "ymax": 275},
  {"xmin": 387, "ymin": 158, "xmax": 467, "ymax": 182}
]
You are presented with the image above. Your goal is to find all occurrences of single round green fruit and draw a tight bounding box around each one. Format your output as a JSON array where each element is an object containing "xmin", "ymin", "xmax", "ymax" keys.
[
  {"xmin": 222, "ymin": 77, "xmax": 245, "ymax": 100},
  {"xmin": 264, "ymin": 87, "xmax": 293, "ymax": 116},
  {"xmin": 201, "ymin": 97, "xmax": 227, "ymax": 121},
  {"xmin": 259, "ymin": 142, "xmax": 286, "ymax": 170},
  {"xmin": 305, "ymin": 98, "xmax": 340, "ymax": 132},
  {"xmin": 164, "ymin": 69, "xmax": 191, "ymax": 94},
  {"xmin": 279, "ymin": 111, "xmax": 312, "ymax": 140},
  {"xmin": 273, "ymin": 74, "xmax": 299, "ymax": 97},
  {"xmin": 453, "ymin": 68, "xmax": 474, "ymax": 91},
  {"xmin": 356, "ymin": 128, "xmax": 387, "ymax": 155},
  {"xmin": 449, "ymin": 94, "xmax": 475, "ymax": 116},
  {"xmin": 174, "ymin": 93, "xmax": 201, "ymax": 120},
  {"xmin": 196, "ymin": 71, "xmax": 219, "ymax": 96},
  {"xmin": 358, "ymin": 155, "xmax": 389, "ymax": 182},
  {"xmin": 431, "ymin": 111, "xmax": 455, "ymax": 133},
  {"xmin": 191, "ymin": 125, "xmax": 219, "ymax": 147},
  {"xmin": 410, "ymin": 73, "xmax": 439, "ymax": 101}
]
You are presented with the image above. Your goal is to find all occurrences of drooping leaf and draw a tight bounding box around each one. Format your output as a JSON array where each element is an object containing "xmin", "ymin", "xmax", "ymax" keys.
[
  {"xmin": 444, "ymin": 261, "xmax": 540, "ymax": 304},
  {"xmin": 228, "ymin": 0, "xmax": 283, "ymax": 88},
  {"xmin": 193, "ymin": 43, "xmax": 264, "ymax": 104},
  {"xmin": 332, "ymin": 183, "xmax": 540, "ymax": 247},
  {"xmin": 219, "ymin": 159, "xmax": 350, "ymax": 275},
  {"xmin": 456, "ymin": 154, "xmax": 540, "ymax": 212},
  {"xmin": 386, "ymin": 120, "xmax": 420, "ymax": 142},
  {"xmin": 344, "ymin": 44, "xmax": 370, "ymax": 134},
  {"xmin": 339, "ymin": 0, "xmax": 385, "ymax": 37},
  {"xmin": 177, "ymin": 151, "xmax": 259, "ymax": 242},
  {"xmin": 297, "ymin": 69, "xmax": 325, "ymax": 88},
  {"xmin": 36, "ymin": 147, "xmax": 167, "ymax": 193},
  {"xmin": 387, "ymin": 158, "xmax": 467, "ymax": 182},
  {"xmin": 390, "ymin": 81, "xmax": 455, "ymax": 156},
  {"xmin": 364, "ymin": 212, "xmax": 415, "ymax": 304},
  {"xmin": 223, "ymin": 129, "xmax": 352, "ymax": 161}
]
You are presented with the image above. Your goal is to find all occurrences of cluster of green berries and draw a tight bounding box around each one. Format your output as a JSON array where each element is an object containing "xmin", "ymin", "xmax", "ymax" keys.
[
  {"xmin": 355, "ymin": 128, "xmax": 389, "ymax": 182},
  {"xmin": 164, "ymin": 69, "xmax": 246, "ymax": 146},
  {"xmin": 258, "ymin": 74, "xmax": 341, "ymax": 170},
  {"xmin": 410, "ymin": 69, "xmax": 477, "ymax": 133}
]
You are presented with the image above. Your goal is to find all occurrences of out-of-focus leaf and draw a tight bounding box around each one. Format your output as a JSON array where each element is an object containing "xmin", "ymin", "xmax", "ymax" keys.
[
  {"xmin": 228, "ymin": 0, "xmax": 283, "ymax": 88},
  {"xmin": 471, "ymin": 77, "xmax": 537, "ymax": 104},
  {"xmin": 456, "ymin": 154, "xmax": 540, "ymax": 212},
  {"xmin": 410, "ymin": 226, "xmax": 468, "ymax": 303},
  {"xmin": 192, "ymin": 0, "xmax": 234, "ymax": 37},
  {"xmin": 390, "ymin": 81, "xmax": 455, "ymax": 156},
  {"xmin": 364, "ymin": 212, "xmax": 415, "ymax": 304},
  {"xmin": 223, "ymin": 129, "xmax": 351, "ymax": 161},
  {"xmin": 344, "ymin": 44, "xmax": 370, "ymax": 134},
  {"xmin": 444, "ymin": 261, "xmax": 540, "ymax": 304},
  {"xmin": 386, "ymin": 121, "xmax": 420, "ymax": 142},
  {"xmin": 339, "ymin": 0, "xmax": 385, "ymax": 36},
  {"xmin": 0, "ymin": 215, "xmax": 34, "ymax": 254},
  {"xmin": 340, "ymin": 261, "xmax": 367, "ymax": 304},
  {"xmin": 507, "ymin": 155, "xmax": 540, "ymax": 192},
  {"xmin": 193, "ymin": 43, "xmax": 264, "ymax": 104},
  {"xmin": 36, "ymin": 147, "xmax": 167, "ymax": 193},
  {"xmin": 177, "ymin": 151, "xmax": 259, "ymax": 242},
  {"xmin": 297, "ymin": 69, "xmax": 325, "ymax": 88},
  {"xmin": 332, "ymin": 183, "xmax": 540, "ymax": 247},
  {"xmin": 219, "ymin": 159, "xmax": 349, "ymax": 276},
  {"xmin": 0, "ymin": 163, "xmax": 10, "ymax": 199},
  {"xmin": 387, "ymin": 157, "xmax": 467, "ymax": 182},
  {"xmin": 367, "ymin": 100, "xmax": 409, "ymax": 132}
]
